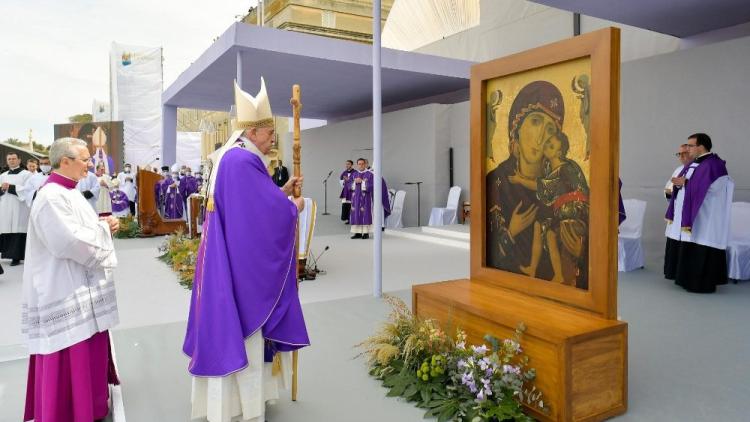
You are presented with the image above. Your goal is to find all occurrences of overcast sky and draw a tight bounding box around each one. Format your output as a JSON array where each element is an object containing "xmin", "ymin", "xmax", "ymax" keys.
[{"xmin": 0, "ymin": 0, "xmax": 257, "ymax": 145}]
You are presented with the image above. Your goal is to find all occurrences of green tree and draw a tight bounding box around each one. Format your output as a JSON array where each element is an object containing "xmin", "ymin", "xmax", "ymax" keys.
[
  {"xmin": 68, "ymin": 113, "xmax": 93, "ymax": 123},
  {"xmin": 3, "ymin": 138, "xmax": 22, "ymax": 146},
  {"xmin": 3, "ymin": 138, "xmax": 49, "ymax": 155}
]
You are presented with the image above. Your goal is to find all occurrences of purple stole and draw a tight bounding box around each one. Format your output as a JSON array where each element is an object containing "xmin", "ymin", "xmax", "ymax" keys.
[{"xmin": 665, "ymin": 153, "xmax": 728, "ymax": 230}]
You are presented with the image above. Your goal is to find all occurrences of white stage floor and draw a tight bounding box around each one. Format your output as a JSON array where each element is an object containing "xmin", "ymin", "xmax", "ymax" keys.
[{"xmin": 1, "ymin": 215, "xmax": 749, "ymax": 421}]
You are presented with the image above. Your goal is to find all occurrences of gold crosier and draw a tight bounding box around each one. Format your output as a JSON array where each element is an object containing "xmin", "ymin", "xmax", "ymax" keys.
[{"xmin": 290, "ymin": 84, "xmax": 302, "ymax": 401}]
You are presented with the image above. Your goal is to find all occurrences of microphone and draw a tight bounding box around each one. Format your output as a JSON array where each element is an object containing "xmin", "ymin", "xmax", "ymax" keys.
[
  {"xmin": 310, "ymin": 245, "xmax": 330, "ymax": 274},
  {"xmin": 323, "ymin": 170, "xmax": 333, "ymax": 182},
  {"xmin": 144, "ymin": 157, "xmax": 160, "ymax": 171}
]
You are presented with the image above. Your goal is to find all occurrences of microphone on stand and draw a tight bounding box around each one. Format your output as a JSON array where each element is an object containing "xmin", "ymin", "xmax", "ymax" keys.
[
  {"xmin": 309, "ymin": 245, "xmax": 330, "ymax": 276},
  {"xmin": 143, "ymin": 157, "xmax": 160, "ymax": 172},
  {"xmin": 321, "ymin": 170, "xmax": 334, "ymax": 215}
]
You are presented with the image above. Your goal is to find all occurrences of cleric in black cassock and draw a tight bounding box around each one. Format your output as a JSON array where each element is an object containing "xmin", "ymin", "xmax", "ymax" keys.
[{"xmin": 664, "ymin": 133, "xmax": 733, "ymax": 293}]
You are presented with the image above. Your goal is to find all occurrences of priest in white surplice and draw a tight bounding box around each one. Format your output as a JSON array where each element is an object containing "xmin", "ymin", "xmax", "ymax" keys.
[
  {"xmin": 664, "ymin": 133, "xmax": 734, "ymax": 293},
  {"xmin": 22, "ymin": 156, "xmax": 52, "ymax": 207},
  {"xmin": 22, "ymin": 137, "xmax": 121, "ymax": 421},
  {"xmin": 0, "ymin": 152, "xmax": 31, "ymax": 266},
  {"xmin": 664, "ymin": 143, "xmax": 690, "ymax": 201},
  {"xmin": 117, "ymin": 163, "xmax": 137, "ymax": 215},
  {"xmin": 76, "ymin": 165, "xmax": 100, "ymax": 211},
  {"xmin": 95, "ymin": 162, "xmax": 114, "ymax": 216}
]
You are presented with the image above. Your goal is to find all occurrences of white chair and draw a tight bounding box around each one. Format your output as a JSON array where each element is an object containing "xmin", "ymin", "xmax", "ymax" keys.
[
  {"xmin": 727, "ymin": 202, "xmax": 750, "ymax": 281},
  {"xmin": 297, "ymin": 198, "xmax": 317, "ymax": 261},
  {"xmin": 428, "ymin": 186, "xmax": 462, "ymax": 226},
  {"xmin": 386, "ymin": 190, "xmax": 406, "ymax": 229},
  {"xmin": 618, "ymin": 199, "xmax": 647, "ymax": 272}
]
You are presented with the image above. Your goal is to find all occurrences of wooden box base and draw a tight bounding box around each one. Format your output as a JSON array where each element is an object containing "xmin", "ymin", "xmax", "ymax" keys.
[{"xmin": 413, "ymin": 279, "xmax": 627, "ymax": 421}]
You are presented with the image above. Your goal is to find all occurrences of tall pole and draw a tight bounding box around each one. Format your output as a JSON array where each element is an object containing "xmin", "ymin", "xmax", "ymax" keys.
[
  {"xmin": 290, "ymin": 85, "xmax": 302, "ymax": 401},
  {"xmin": 372, "ymin": 0, "xmax": 383, "ymax": 298}
]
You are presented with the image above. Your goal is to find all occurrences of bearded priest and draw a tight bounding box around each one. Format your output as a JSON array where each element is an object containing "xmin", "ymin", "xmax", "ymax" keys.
[{"xmin": 183, "ymin": 77, "xmax": 309, "ymax": 422}]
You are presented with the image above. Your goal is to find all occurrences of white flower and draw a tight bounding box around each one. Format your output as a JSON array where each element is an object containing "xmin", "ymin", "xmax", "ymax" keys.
[{"xmin": 472, "ymin": 345, "xmax": 488, "ymax": 356}]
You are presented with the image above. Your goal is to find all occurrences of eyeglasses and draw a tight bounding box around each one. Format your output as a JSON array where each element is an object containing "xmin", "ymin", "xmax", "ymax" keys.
[
  {"xmin": 675, "ymin": 152, "xmax": 689, "ymax": 157},
  {"xmin": 686, "ymin": 144, "xmax": 698, "ymax": 148},
  {"xmin": 66, "ymin": 156, "xmax": 92, "ymax": 164}
]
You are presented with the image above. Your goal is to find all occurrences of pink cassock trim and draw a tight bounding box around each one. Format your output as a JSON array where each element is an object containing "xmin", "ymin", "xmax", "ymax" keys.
[{"xmin": 24, "ymin": 331, "xmax": 119, "ymax": 422}]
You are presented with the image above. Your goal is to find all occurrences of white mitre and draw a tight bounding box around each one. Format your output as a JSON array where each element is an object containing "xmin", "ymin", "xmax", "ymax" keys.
[{"xmin": 205, "ymin": 77, "xmax": 274, "ymax": 210}]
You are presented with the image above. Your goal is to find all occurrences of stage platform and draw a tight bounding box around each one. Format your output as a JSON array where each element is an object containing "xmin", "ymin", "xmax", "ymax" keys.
[
  {"xmin": 386, "ymin": 224, "xmax": 470, "ymax": 249},
  {"xmin": 1, "ymin": 224, "xmax": 750, "ymax": 421}
]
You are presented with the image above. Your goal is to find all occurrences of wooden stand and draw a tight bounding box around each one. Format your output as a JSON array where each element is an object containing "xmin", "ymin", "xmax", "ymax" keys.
[
  {"xmin": 136, "ymin": 169, "xmax": 187, "ymax": 236},
  {"xmin": 413, "ymin": 280, "xmax": 627, "ymax": 422},
  {"xmin": 188, "ymin": 195, "xmax": 204, "ymax": 238}
]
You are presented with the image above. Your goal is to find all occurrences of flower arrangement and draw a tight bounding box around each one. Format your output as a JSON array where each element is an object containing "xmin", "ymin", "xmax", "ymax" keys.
[
  {"xmin": 114, "ymin": 215, "xmax": 141, "ymax": 239},
  {"xmin": 357, "ymin": 295, "xmax": 546, "ymax": 422},
  {"xmin": 157, "ymin": 230, "xmax": 200, "ymax": 289}
]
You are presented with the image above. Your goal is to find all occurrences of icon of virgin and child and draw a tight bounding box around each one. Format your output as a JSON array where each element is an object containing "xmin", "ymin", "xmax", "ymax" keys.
[{"xmin": 486, "ymin": 80, "xmax": 591, "ymax": 290}]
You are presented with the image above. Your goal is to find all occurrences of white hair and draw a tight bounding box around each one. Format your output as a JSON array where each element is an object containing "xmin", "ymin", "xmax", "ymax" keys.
[{"xmin": 50, "ymin": 137, "xmax": 87, "ymax": 169}]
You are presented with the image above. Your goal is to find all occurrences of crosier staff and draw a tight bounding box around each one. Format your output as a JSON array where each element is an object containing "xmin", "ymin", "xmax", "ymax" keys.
[{"xmin": 290, "ymin": 84, "xmax": 302, "ymax": 401}]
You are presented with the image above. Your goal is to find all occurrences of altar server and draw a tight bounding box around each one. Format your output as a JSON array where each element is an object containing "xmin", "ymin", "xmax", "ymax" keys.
[
  {"xmin": 339, "ymin": 160, "xmax": 355, "ymax": 223},
  {"xmin": 118, "ymin": 163, "xmax": 137, "ymax": 215},
  {"xmin": 0, "ymin": 152, "xmax": 31, "ymax": 266},
  {"xmin": 76, "ymin": 162, "xmax": 100, "ymax": 211},
  {"xmin": 23, "ymin": 157, "xmax": 51, "ymax": 207},
  {"xmin": 95, "ymin": 163, "xmax": 114, "ymax": 216}
]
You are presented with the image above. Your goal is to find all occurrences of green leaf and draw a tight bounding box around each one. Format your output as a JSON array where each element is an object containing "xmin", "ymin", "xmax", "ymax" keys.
[
  {"xmin": 420, "ymin": 388, "xmax": 431, "ymax": 406},
  {"xmin": 404, "ymin": 384, "xmax": 419, "ymax": 399},
  {"xmin": 437, "ymin": 405, "xmax": 457, "ymax": 422}
]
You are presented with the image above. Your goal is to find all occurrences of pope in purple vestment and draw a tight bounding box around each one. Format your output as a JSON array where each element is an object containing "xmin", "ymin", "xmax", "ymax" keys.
[{"xmin": 183, "ymin": 145, "xmax": 309, "ymax": 377}]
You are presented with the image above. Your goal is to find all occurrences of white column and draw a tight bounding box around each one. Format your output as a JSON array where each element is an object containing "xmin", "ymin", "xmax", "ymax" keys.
[{"xmin": 372, "ymin": 0, "xmax": 383, "ymax": 298}]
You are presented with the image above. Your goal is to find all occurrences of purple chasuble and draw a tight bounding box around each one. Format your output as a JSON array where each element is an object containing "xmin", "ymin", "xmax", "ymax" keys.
[
  {"xmin": 154, "ymin": 176, "xmax": 172, "ymax": 209},
  {"xmin": 618, "ymin": 178, "xmax": 626, "ymax": 226},
  {"xmin": 183, "ymin": 146, "xmax": 309, "ymax": 377},
  {"xmin": 163, "ymin": 184, "xmax": 184, "ymax": 219},
  {"xmin": 110, "ymin": 190, "xmax": 130, "ymax": 213},
  {"xmin": 339, "ymin": 169, "xmax": 355, "ymax": 201},
  {"xmin": 349, "ymin": 170, "xmax": 374, "ymax": 226},
  {"xmin": 179, "ymin": 176, "xmax": 199, "ymax": 199},
  {"xmin": 381, "ymin": 177, "xmax": 392, "ymax": 219},
  {"xmin": 665, "ymin": 153, "xmax": 728, "ymax": 230}
]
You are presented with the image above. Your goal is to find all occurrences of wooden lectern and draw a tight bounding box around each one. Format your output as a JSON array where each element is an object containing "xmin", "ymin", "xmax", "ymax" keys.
[
  {"xmin": 136, "ymin": 168, "xmax": 187, "ymax": 236},
  {"xmin": 413, "ymin": 28, "xmax": 626, "ymax": 421}
]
